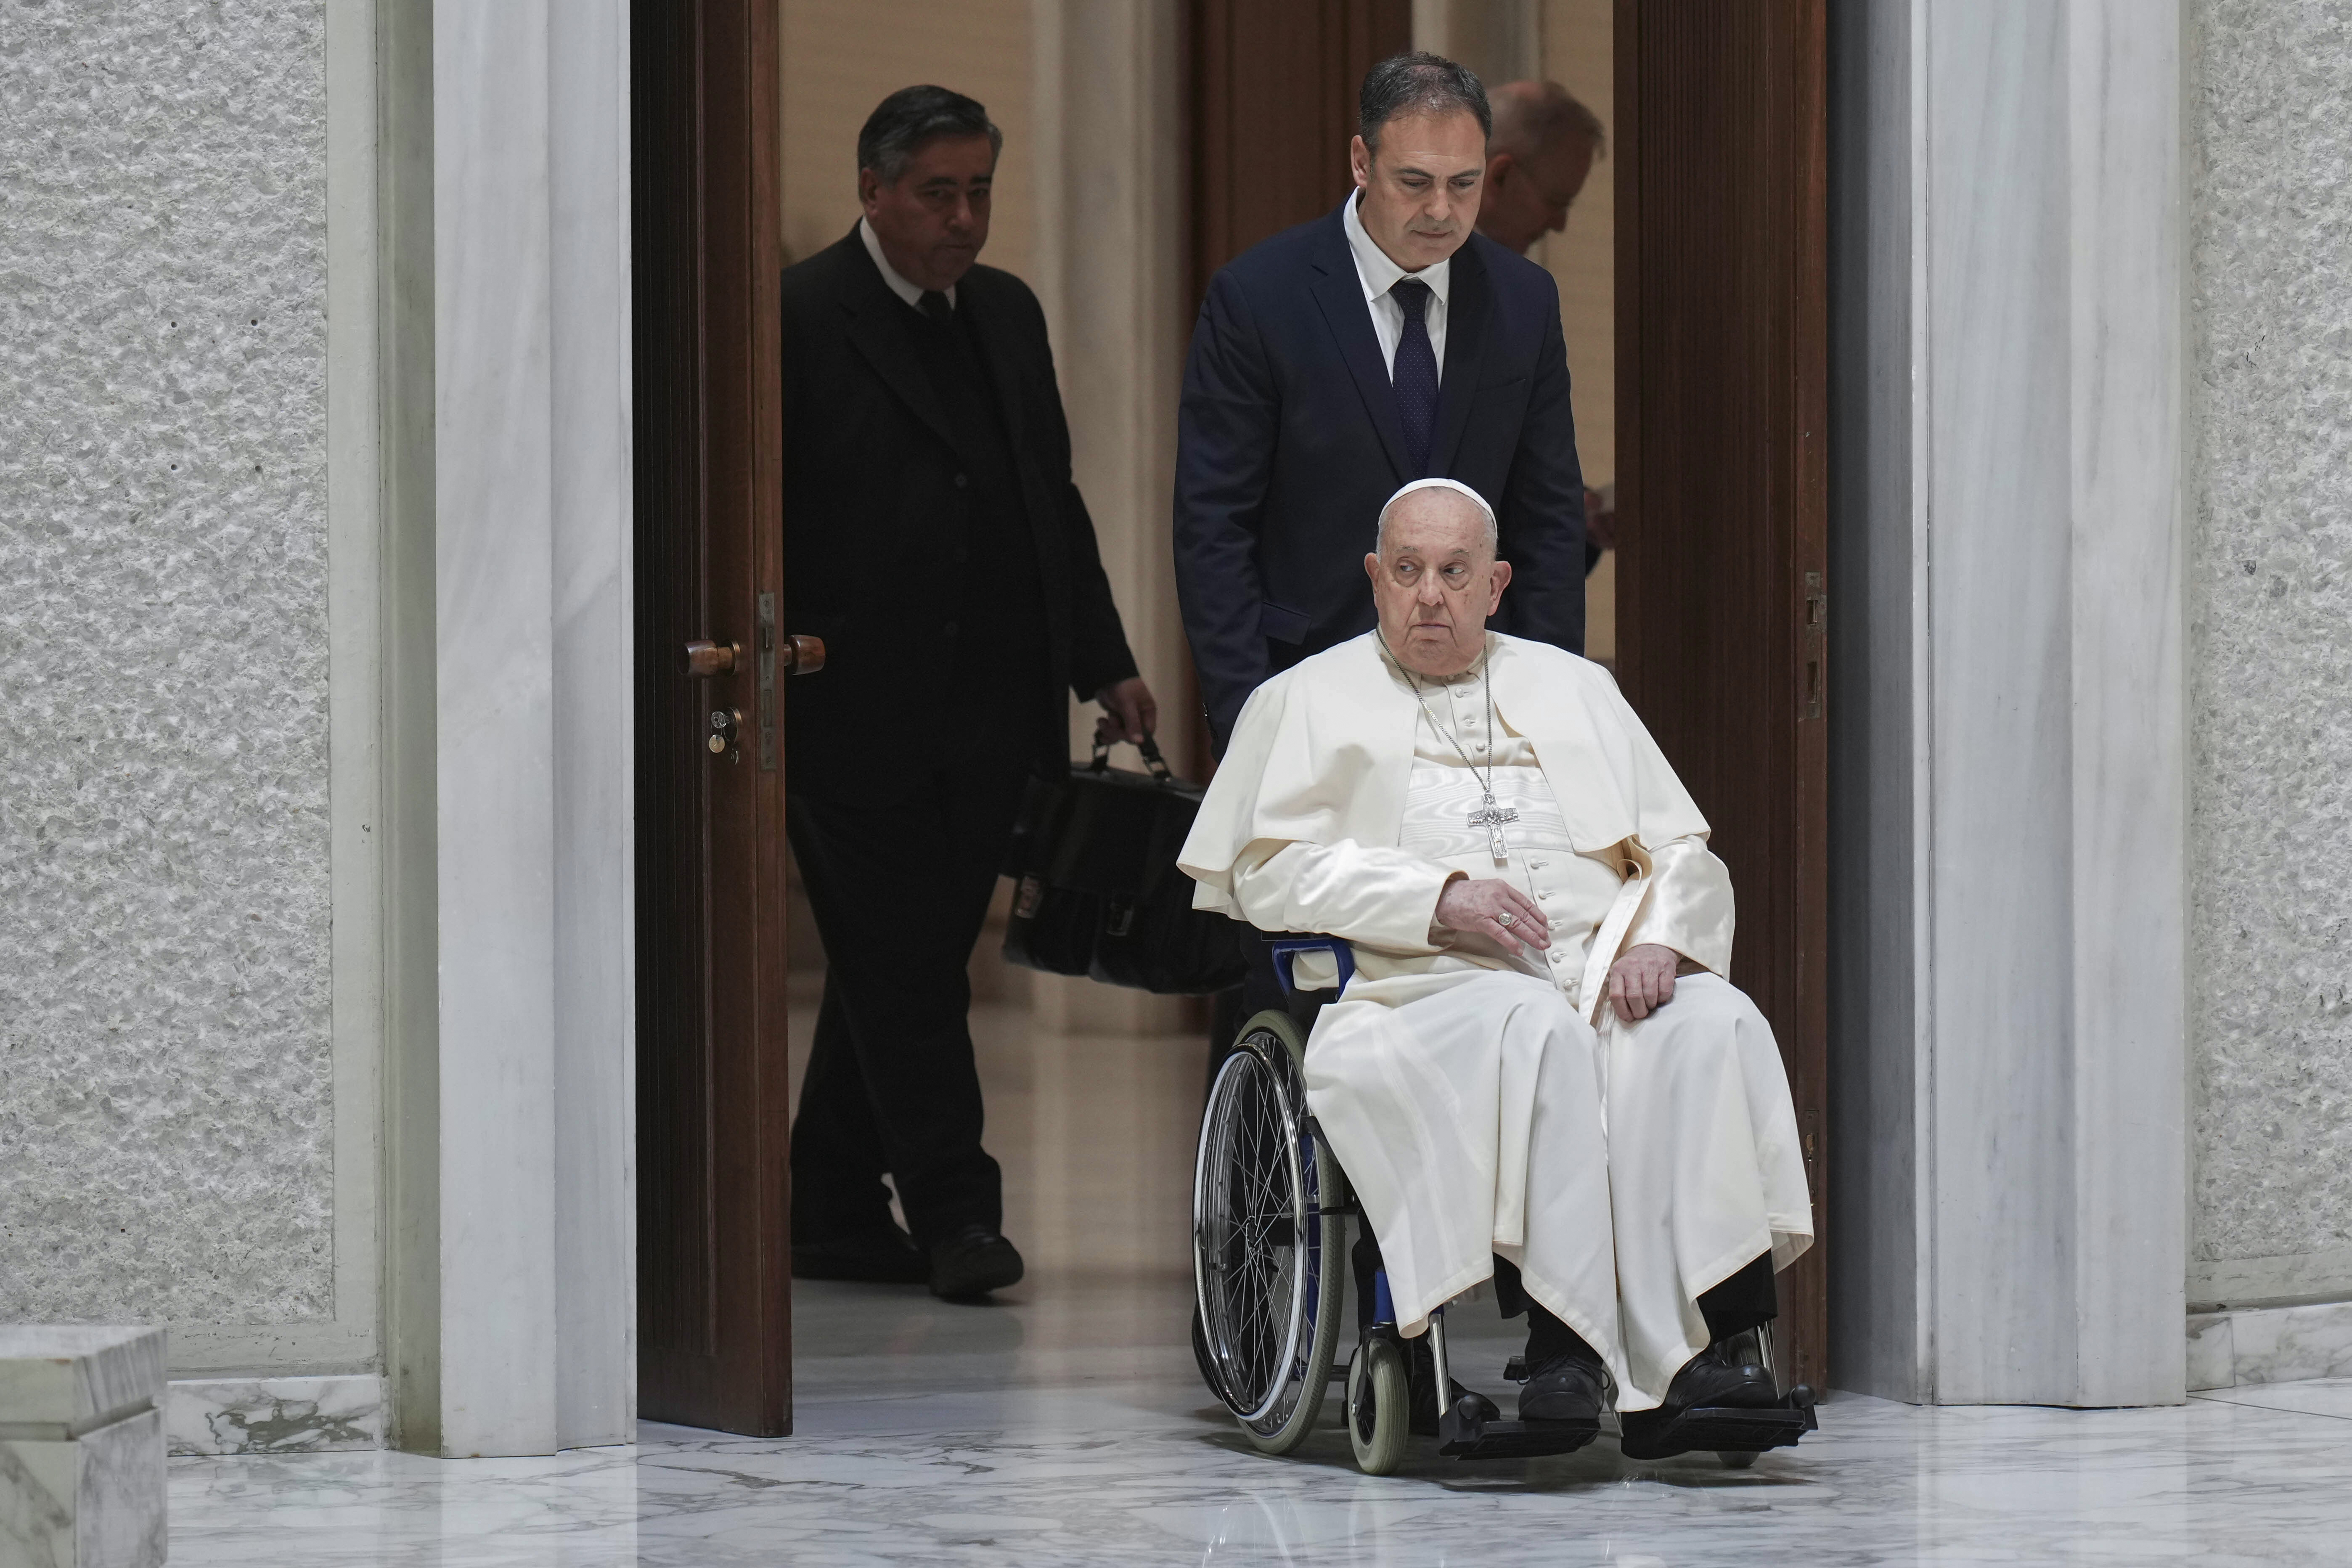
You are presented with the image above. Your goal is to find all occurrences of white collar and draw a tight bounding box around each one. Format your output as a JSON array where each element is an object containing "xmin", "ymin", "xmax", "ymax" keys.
[
  {"xmin": 859, "ymin": 217, "xmax": 954, "ymax": 312},
  {"xmin": 1342, "ymin": 190, "xmax": 1453, "ymax": 308}
]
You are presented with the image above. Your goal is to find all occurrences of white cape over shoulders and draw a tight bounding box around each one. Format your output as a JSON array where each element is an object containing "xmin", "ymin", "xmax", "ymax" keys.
[{"xmin": 1180, "ymin": 633, "xmax": 1711, "ymax": 916}]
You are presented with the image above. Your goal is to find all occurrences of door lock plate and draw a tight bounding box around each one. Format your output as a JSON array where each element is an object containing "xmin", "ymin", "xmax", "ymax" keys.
[{"xmin": 756, "ymin": 592, "xmax": 779, "ymax": 771}]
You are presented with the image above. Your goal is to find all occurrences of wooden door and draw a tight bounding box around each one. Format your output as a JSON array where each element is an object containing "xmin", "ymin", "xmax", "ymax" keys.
[
  {"xmin": 1613, "ymin": 0, "xmax": 1831, "ymax": 1389},
  {"xmin": 1183, "ymin": 0, "xmax": 1412, "ymax": 771},
  {"xmin": 632, "ymin": 0, "xmax": 795, "ymax": 1435},
  {"xmin": 1185, "ymin": 0, "xmax": 1413, "ymax": 317}
]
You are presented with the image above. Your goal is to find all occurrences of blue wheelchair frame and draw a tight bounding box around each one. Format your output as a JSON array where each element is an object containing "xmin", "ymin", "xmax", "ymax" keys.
[{"xmin": 1261, "ymin": 938, "xmax": 1491, "ymax": 1449}]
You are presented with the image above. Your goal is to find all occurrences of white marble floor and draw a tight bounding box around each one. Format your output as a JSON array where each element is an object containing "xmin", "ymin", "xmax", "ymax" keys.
[{"xmin": 169, "ymin": 1007, "xmax": 2352, "ymax": 1565}]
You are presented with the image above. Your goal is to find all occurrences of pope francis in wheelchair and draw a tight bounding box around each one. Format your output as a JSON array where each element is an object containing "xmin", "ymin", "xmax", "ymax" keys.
[{"xmin": 1178, "ymin": 478, "xmax": 1817, "ymax": 1474}]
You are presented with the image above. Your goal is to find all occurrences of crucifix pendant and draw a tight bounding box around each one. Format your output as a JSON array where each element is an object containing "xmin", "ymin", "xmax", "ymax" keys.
[{"xmin": 1467, "ymin": 790, "xmax": 1518, "ymax": 863}]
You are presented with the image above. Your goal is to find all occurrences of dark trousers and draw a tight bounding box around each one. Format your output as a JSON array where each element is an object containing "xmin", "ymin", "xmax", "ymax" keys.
[
  {"xmin": 787, "ymin": 734, "xmax": 1034, "ymax": 1248},
  {"xmin": 1520, "ymin": 1253, "xmax": 1778, "ymax": 1366},
  {"xmin": 1206, "ymin": 930, "xmax": 1296, "ymax": 1093}
]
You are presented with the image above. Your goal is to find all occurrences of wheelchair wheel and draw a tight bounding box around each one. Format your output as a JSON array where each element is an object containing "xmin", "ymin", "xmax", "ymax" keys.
[
  {"xmin": 1194, "ymin": 1008, "xmax": 1348, "ymax": 1455},
  {"xmin": 1346, "ymin": 1335, "xmax": 1409, "ymax": 1475}
]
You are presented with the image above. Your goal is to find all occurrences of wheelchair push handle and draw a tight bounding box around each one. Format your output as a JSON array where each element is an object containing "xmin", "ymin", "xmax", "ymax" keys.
[{"xmin": 1266, "ymin": 937, "xmax": 1355, "ymax": 999}]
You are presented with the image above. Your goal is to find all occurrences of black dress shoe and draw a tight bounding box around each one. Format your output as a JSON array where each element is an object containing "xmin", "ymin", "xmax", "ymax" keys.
[
  {"xmin": 1658, "ymin": 1336, "xmax": 1781, "ymax": 1413},
  {"xmin": 791, "ymin": 1221, "xmax": 930, "ymax": 1285},
  {"xmin": 1404, "ymin": 1334, "xmax": 1501, "ymax": 1436},
  {"xmin": 929, "ymin": 1224, "xmax": 1024, "ymax": 1300},
  {"xmin": 1518, "ymin": 1348, "xmax": 1608, "ymax": 1424},
  {"xmin": 1618, "ymin": 1334, "xmax": 1791, "ymax": 1460}
]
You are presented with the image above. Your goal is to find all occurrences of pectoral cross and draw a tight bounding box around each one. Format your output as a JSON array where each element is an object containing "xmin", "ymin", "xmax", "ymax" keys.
[{"xmin": 1467, "ymin": 791, "xmax": 1518, "ymax": 863}]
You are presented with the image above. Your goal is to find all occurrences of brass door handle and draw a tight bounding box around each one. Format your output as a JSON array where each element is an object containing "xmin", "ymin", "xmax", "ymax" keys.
[
  {"xmin": 682, "ymin": 639, "xmax": 739, "ymax": 677},
  {"xmin": 781, "ymin": 634, "xmax": 825, "ymax": 675}
]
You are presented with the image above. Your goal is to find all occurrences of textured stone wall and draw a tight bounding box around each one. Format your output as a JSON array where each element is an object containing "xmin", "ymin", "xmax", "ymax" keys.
[
  {"xmin": 2188, "ymin": 1, "xmax": 2352, "ymax": 1279},
  {"xmin": 0, "ymin": 2, "xmax": 333, "ymax": 1322}
]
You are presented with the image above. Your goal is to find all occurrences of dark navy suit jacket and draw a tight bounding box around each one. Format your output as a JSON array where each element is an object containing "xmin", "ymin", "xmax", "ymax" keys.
[{"xmin": 1174, "ymin": 198, "xmax": 1586, "ymax": 745}]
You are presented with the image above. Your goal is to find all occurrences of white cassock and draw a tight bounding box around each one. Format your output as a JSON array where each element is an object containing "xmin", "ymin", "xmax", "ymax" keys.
[{"xmin": 1178, "ymin": 631, "xmax": 1813, "ymax": 1412}]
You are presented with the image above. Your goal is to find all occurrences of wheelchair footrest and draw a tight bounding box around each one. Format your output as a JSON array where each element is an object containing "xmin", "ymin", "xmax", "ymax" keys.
[
  {"xmin": 1616, "ymin": 1383, "xmax": 1819, "ymax": 1461},
  {"xmin": 1437, "ymin": 1394, "xmax": 1600, "ymax": 1459}
]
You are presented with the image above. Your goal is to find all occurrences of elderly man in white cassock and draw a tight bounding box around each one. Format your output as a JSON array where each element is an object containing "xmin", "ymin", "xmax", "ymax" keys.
[{"xmin": 1177, "ymin": 478, "xmax": 1814, "ymax": 1457}]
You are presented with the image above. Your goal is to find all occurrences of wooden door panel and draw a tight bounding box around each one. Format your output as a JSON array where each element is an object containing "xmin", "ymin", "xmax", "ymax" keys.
[
  {"xmin": 1185, "ymin": 0, "xmax": 1412, "ymax": 316},
  {"xmin": 633, "ymin": 0, "xmax": 793, "ymax": 1437},
  {"xmin": 1615, "ymin": 0, "xmax": 1830, "ymax": 1389},
  {"xmin": 1182, "ymin": 0, "xmax": 1412, "ymax": 769}
]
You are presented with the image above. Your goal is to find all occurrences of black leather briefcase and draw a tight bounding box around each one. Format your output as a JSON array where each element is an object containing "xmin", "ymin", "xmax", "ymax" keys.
[{"xmin": 1001, "ymin": 736, "xmax": 1247, "ymax": 996}]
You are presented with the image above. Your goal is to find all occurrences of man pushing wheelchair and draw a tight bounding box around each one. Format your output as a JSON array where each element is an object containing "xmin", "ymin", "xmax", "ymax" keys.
[{"xmin": 1178, "ymin": 479, "xmax": 1817, "ymax": 1469}]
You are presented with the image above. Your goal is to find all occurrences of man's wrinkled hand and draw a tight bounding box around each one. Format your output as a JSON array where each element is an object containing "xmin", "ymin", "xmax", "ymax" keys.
[
  {"xmin": 1435, "ymin": 877, "xmax": 1550, "ymax": 957},
  {"xmin": 1608, "ymin": 942, "xmax": 1681, "ymax": 1023},
  {"xmin": 1094, "ymin": 676, "xmax": 1158, "ymax": 747}
]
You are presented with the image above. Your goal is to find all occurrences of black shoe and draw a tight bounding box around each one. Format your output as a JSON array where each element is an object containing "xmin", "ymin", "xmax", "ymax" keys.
[
  {"xmin": 792, "ymin": 1220, "xmax": 930, "ymax": 1285},
  {"xmin": 1663, "ymin": 1335, "xmax": 1781, "ymax": 1412},
  {"xmin": 1404, "ymin": 1334, "xmax": 1500, "ymax": 1437},
  {"xmin": 1518, "ymin": 1348, "xmax": 1608, "ymax": 1424},
  {"xmin": 928, "ymin": 1224, "xmax": 1024, "ymax": 1300},
  {"xmin": 1618, "ymin": 1332, "xmax": 1801, "ymax": 1460}
]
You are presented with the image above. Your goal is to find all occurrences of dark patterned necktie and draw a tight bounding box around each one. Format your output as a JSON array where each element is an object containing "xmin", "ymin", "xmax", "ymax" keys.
[
  {"xmin": 1390, "ymin": 278, "xmax": 1438, "ymax": 477},
  {"xmin": 919, "ymin": 289, "xmax": 953, "ymax": 324}
]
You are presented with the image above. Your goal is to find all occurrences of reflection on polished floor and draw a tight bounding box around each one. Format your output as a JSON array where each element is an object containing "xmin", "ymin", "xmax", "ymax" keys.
[{"xmin": 171, "ymin": 1004, "xmax": 2352, "ymax": 1565}]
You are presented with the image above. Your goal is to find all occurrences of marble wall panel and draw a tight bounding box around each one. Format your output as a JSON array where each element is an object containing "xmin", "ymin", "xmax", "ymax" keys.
[
  {"xmin": 2186, "ymin": 1, "xmax": 2352, "ymax": 1286},
  {"xmin": 432, "ymin": 0, "xmax": 559, "ymax": 1458},
  {"xmin": 405, "ymin": 0, "xmax": 636, "ymax": 1456},
  {"xmin": 2187, "ymin": 1300, "xmax": 2352, "ymax": 1390},
  {"xmin": 0, "ymin": 1409, "xmax": 167, "ymax": 1568},
  {"xmin": 1825, "ymin": 0, "xmax": 1923, "ymax": 1404},
  {"xmin": 0, "ymin": 1327, "xmax": 166, "ymax": 1428},
  {"xmin": 1827, "ymin": 0, "xmax": 2185, "ymax": 1406},
  {"xmin": 0, "ymin": 1, "xmax": 334, "ymax": 1325},
  {"xmin": 164, "ymin": 1375, "xmax": 380, "ymax": 1456}
]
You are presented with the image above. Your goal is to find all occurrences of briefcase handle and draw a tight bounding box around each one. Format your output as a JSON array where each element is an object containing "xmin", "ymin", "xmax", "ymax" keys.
[{"xmin": 1089, "ymin": 732, "xmax": 1176, "ymax": 782}]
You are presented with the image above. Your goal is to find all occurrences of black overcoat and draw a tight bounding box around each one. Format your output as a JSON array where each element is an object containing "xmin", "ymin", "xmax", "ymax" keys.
[{"xmin": 780, "ymin": 228, "xmax": 1138, "ymax": 790}]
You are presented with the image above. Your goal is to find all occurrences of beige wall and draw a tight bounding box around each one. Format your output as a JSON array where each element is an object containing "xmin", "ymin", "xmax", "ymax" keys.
[
  {"xmin": 1430, "ymin": 0, "xmax": 1615, "ymax": 657},
  {"xmin": 1537, "ymin": 0, "xmax": 1615, "ymax": 659},
  {"xmin": 1534, "ymin": 0, "xmax": 1613, "ymax": 493},
  {"xmin": 779, "ymin": 0, "xmax": 1036, "ymax": 278}
]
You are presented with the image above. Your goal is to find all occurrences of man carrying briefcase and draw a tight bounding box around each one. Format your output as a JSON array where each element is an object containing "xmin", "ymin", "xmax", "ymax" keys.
[{"xmin": 784, "ymin": 85, "xmax": 1156, "ymax": 1301}]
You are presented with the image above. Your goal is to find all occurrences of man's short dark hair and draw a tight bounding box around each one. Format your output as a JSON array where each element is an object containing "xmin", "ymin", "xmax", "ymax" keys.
[
  {"xmin": 856, "ymin": 85, "xmax": 1002, "ymax": 183},
  {"xmin": 1359, "ymin": 52, "xmax": 1491, "ymax": 154}
]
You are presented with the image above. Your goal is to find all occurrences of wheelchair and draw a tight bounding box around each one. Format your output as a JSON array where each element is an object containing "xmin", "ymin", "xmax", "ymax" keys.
[{"xmin": 1190, "ymin": 936, "xmax": 1817, "ymax": 1475}]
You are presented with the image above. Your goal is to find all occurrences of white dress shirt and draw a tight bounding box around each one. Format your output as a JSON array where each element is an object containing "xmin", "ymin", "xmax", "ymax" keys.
[
  {"xmin": 1342, "ymin": 190, "xmax": 1450, "ymax": 379},
  {"xmin": 859, "ymin": 216, "xmax": 954, "ymax": 311}
]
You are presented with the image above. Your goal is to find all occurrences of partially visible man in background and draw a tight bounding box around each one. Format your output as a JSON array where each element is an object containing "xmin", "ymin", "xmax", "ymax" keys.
[
  {"xmin": 779, "ymin": 86, "xmax": 1157, "ymax": 1302},
  {"xmin": 1477, "ymin": 79, "xmax": 1614, "ymax": 562},
  {"xmin": 1475, "ymin": 79, "xmax": 1604, "ymax": 256}
]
